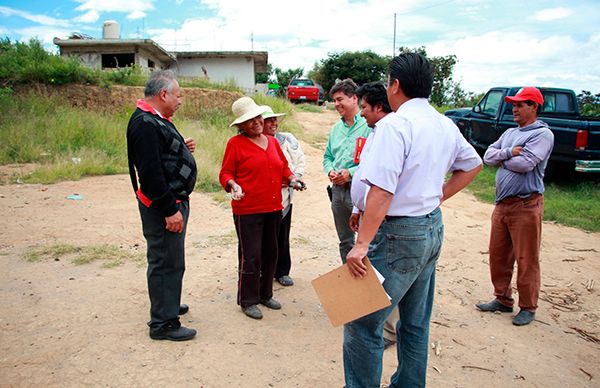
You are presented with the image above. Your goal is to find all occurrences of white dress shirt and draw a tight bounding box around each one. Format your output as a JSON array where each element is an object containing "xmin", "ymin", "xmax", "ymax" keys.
[{"xmin": 351, "ymin": 98, "xmax": 481, "ymax": 217}]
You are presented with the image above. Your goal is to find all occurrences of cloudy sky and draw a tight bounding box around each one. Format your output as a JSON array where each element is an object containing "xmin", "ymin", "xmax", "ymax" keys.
[{"xmin": 1, "ymin": 0, "xmax": 599, "ymax": 94}]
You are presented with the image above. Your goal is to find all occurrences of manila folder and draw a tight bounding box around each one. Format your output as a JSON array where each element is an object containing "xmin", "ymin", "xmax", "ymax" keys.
[{"xmin": 311, "ymin": 259, "xmax": 391, "ymax": 327}]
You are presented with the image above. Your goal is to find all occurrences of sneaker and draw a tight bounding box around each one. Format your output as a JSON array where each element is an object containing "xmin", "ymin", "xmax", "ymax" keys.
[
  {"xmin": 242, "ymin": 305, "xmax": 263, "ymax": 320},
  {"xmin": 475, "ymin": 299, "xmax": 513, "ymax": 313},
  {"xmin": 277, "ymin": 275, "xmax": 294, "ymax": 286},
  {"xmin": 512, "ymin": 310, "xmax": 535, "ymax": 326},
  {"xmin": 149, "ymin": 324, "xmax": 196, "ymax": 341},
  {"xmin": 260, "ymin": 298, "xmax": 282, "ymax": 310}
]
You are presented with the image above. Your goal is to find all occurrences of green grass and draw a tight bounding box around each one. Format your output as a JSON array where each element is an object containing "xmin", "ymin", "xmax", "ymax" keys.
[
  {"xmin": 0, "ymin": 91, "xmax": 303, "ymax": 191},
  {"xmin": 0, "ymin": 91, "xmax": 129, "ymax": 183},
  {"xmin": 24, "ymin": 243, "xmax": 144, "ymax": 268},
  {"xmin": 466, "ymin": 165, "xmax": 600, "ymax": 232},
  {"xmin": 295, "ymin": 103, "xmax": 324, "ymax": 113}
]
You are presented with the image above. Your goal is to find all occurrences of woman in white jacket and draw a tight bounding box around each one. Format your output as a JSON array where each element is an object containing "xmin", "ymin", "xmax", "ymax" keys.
[{"xmin": 262, "ymin": 106, "xmax": 306, "ymax": 286}]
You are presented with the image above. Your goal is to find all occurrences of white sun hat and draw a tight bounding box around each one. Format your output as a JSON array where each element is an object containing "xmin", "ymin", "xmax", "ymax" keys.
[
  {"xmin": 261, "ymin": 105, "xmax": 286, "ymax": 119},
  {"xmin": 229, "ymin": 97, "xmax": 269, "ymax": 127}
]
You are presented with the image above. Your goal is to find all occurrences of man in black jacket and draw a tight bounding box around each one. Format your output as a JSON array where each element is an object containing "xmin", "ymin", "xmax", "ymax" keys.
[{"xmin": 127, "ymin": 70, "xmax": 197, "ymax": 341}]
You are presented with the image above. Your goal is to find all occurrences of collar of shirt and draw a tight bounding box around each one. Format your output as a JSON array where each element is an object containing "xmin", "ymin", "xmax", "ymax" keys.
[
  {"xmin": 341, "ymin": 111, "xmax": 363, "ymax": 130},
  {"xmin": 395, "ymin": 97, "xmax": 430, "ymax": 115},
  {"xmin": 136, "ymin": 99, "xmax": 172, "ymax": 123}
]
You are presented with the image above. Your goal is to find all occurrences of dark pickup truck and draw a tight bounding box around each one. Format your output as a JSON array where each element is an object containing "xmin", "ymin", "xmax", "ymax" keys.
[{"xmin": 445, "ymin": 87, "xmax": 600, "ymax": 175}]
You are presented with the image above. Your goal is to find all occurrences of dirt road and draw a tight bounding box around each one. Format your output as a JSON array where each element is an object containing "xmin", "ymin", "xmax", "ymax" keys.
[{"xmin": 0, "ymin": 109, "xmax": 598, "ymax": 387}]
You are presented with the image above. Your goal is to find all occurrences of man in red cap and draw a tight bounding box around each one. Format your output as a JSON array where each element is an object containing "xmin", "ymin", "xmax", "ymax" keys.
[{"xmin": 476, "ymin": 87, "xmax": 554, "ymax": 326}]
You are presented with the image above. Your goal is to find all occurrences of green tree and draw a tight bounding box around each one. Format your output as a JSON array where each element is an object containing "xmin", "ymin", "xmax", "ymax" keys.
[
  {"xmin": 255, "ymin": 63, "xmax": 273, "ymax": 84},
  {"xmin": 310, "ymin": 51, "xmax": 389, "ymax": 97},
  {"xmin": 577, "ymin": 90, "xmax": 600, "ymax": 116},
  {"xmin": 397, "ymin": 46, "xmax": 462, "ymax": 106}
]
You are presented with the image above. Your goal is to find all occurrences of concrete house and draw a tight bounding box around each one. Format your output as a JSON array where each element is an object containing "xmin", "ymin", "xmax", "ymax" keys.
[
  {"xmin": 175, "ymin": 51, "xmax": 267, "ymax": 93},
  {"xmin": 53, "ymin": 20, "xmax": 268, "ymax": 92}
]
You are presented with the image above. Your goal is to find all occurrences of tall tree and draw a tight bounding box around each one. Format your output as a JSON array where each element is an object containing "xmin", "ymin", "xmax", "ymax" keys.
[
  {"xmin": 311, "ymin": 51, "xmax": 389, "ymax": 97},
  {"xmin": 397, "ymin": 46, "xmax": 462, "ymax": 106}
]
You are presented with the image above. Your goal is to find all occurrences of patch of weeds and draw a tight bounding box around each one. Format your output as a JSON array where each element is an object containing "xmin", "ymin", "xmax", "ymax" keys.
[
  {"xmin": 211, "ymin": 191, "xmax": 231, "ymax": 207},
  {"xmin": 23, "ymin": 243, "xmax": 143, "ymax": 267},
  {"xmin": 194, "ymin": 230, "xmax": 237, "ymax": 249},
  {"xmin": 296, "ymin": 103, "xmax": 324, "ymax": 113},
  {"xmin": 291, "ymin": 236, "xmax": 311, "ymax": 246},
  {"xmin": 24, "ymin": 243, "xmax": 81, "ymax": 261}
]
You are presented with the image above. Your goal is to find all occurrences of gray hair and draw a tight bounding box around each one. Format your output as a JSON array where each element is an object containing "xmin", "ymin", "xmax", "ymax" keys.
[{"xmin": 144, "ymin": 70, "xmax": 177, "ymax": 97}]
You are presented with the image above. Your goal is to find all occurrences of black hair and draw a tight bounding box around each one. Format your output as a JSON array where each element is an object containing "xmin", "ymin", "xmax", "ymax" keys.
[
  {"xmin": 329, "ymin": 78, "xmax": 358, "ymax": 98},
  {"xmin": 388, "ymin": 53, "xmax": 433, "ymax": 98},
  {"xmin": 356, "ymin": 82, "xmax": 392, "ymax": 113},
  {"xmin": 525, "ymin": 100, "xmax": 542, "ymax": 115}
]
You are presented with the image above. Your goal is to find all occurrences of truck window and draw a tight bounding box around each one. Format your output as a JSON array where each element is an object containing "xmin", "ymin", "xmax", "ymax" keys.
[
  {"xmin": 542, "ymin": 92, "xmax": 574, "ymax": 113},
  {"xmin": 480, "ymin": 90, "xmax": 504, "ymax": 116},
  {"xmin": 291, "ymin": 79, "xmax": 314, "ymax": 86}
]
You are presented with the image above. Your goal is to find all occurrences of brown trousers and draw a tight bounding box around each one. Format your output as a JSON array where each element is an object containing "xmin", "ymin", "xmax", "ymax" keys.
[{"xmin": 489, "ymin": 194, "xmax": 543, "ymax": 311}]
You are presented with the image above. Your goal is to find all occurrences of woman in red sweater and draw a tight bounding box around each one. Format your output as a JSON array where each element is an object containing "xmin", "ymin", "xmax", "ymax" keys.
[{"xmin": 219, "ymin": 97, "xmax": 304, "ymax": 320}]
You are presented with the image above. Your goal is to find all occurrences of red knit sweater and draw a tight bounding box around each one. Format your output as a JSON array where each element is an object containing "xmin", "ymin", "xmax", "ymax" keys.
[{"xmin": 219, "ymin": 134, "xmax": 293, "ymax": 215}]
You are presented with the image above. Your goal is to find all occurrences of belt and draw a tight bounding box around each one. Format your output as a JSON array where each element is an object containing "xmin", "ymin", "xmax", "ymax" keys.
[
  {"xmin": 500, "ymin": 192, "xmax": 542, "ymax": 204},
  {"xmin": 385, "ymin": 215, "xmax": 404, "ymax": 221}
]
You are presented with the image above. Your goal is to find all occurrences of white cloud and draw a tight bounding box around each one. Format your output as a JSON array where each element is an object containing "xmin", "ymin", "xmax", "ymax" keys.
[
  {"xmin": 0, "ymin": 6, "xmax": 69, "ymax": 27},
  {"xmin": 150, "ymin": 0, "xmax": 430, "ymax": 75},
  {"xmin": 533, "ymin": 7, "xmax": 574, "ymax": 21},
  {"xmin": 73, "ymin": 0, "xmax": 154, "ymax": 21},
  {"xmin": 428, "ymin": 31, "xmax": 600, "ymax": 94},
  {"xmin": 127, "ymin": 10, "xmax": 147, "ymax": 20},
  {"xmin": 74, "ymin": 10, "xmax": 99, "ymax": 23},
  {"xmin": 15, "ymin": 26, "xmax": 73, "ymax": 47}
]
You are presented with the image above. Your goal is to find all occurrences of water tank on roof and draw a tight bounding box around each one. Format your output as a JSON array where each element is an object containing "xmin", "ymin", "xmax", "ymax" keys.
[{"xmin": 103, "ymin": 20, "xmax": 120, "ymax": 39}]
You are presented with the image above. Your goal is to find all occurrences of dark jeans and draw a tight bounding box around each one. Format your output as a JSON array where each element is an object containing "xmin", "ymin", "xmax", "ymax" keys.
[
  {"xmin": 274, "ymin": 204, "xmax": 293, "ymax": 279},
  {"xmin": 138, "ymin": 200, "xmax": 189, "ymax": 330},
  {"xmin": 331, "ymin": 184, "xmax": 355, "ymax": 262},
  {"xmin": 233, "ymin": 211, "xmax": 281, "ymax": 308}
]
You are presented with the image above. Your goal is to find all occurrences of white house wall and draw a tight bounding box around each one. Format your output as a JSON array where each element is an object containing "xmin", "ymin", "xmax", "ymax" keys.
[{"xmin": 175, "ymin": 57, "xmax": 255, "ymax": 92}]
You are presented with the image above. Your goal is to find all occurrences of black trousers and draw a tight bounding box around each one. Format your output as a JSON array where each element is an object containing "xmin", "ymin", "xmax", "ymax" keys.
[
  {"xmin": 274, "ymin": 204, "xmax": 293, "ymax": 279},
  {"xmin": 138, "ymin": 200, "xmax": 189, "ymax": 329},
  {"xmin": 233, "ymin": 211, "xmax": 281, "ymax": 308}
]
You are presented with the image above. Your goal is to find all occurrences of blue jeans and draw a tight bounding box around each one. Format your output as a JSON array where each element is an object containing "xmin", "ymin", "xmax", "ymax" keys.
[{"xmin": 343, "ymin": 208, "xmax": 444, "ymax": 388}]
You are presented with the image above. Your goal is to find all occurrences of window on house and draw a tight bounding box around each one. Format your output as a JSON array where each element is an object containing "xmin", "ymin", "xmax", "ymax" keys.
[
  {"xmin": 148, "ymin": 59, "xmax": 155, "ymax": 68},
  {"xmin": 101, "ymin": 53, "xmax": 135, "ymax": 68}
]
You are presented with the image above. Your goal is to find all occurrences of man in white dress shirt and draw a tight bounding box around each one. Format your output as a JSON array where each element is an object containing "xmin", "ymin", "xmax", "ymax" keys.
[{"xmin": 343, "ymin": 53, "xmax": 483, "ymax": 388}]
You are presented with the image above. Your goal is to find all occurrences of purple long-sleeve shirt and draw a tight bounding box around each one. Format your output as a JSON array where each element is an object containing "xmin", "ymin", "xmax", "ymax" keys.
[{"xmin": 483, "ymin": 120, "xmax": 554, "ymax": 203}]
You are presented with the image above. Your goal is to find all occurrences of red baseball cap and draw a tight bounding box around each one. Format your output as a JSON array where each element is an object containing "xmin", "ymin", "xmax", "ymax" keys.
[{"xmin": 504, "ymin": 87, "xmax": 544, "ymax": 105}]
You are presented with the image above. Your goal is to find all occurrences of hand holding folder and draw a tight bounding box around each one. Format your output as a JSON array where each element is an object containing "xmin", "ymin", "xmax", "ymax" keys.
[{"xmin": 311, "ymin": 259, "xmax": 391, "ymax": 327}]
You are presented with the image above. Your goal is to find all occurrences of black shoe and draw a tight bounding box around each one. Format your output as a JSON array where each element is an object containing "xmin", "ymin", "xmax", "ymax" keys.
[
  {"xmin": 260, "ymin": 298, "xmax": 282, "ymax": 310},
  {"xmin": 277, "ymin": 275, "xmax": 294, "ymax": 286},
  {"xmin": 242, "ymin": 305, "xmax": 263, "ymax": 320},
  {"xmin": 179, "ymin": 304, "xmax": 189, "ymax": 315},
  {"xmin": 149, "ymin": 324, "xmax": 196, "ymax": 341},
  {"xmin": 475, "ymin": 299, "xmax": 513, "ymax": 313},
  {"xmin": 512, "ymin": 310, "xmax": 535, "ymax": 326}
]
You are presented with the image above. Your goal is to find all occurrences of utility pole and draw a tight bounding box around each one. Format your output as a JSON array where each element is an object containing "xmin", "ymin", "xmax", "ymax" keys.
[
  {"xmin": 393, "ymin": 13, "xmax": 396, "ymax": 57},
  {"xmin": 251, "ymin": 32, "xmax": 254, "ymax": 51}
]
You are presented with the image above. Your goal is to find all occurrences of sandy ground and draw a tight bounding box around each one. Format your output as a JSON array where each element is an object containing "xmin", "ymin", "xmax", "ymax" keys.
[{"xmin": 0, "ymin": 109, "xmax": 599, "ymax": 388}]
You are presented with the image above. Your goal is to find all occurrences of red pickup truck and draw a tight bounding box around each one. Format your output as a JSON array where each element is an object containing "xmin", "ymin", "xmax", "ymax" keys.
[{"xmin": 287, "ymin": 78, "xmax": 321, "ymax": 104}]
